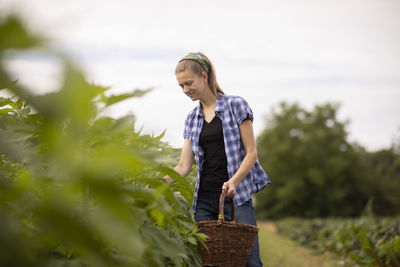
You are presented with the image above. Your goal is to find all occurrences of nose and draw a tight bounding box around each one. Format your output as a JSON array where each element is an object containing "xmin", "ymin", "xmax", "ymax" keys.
[{"xmin": 182, "ymin": 85, "xmax": 190, "ymax": 94}]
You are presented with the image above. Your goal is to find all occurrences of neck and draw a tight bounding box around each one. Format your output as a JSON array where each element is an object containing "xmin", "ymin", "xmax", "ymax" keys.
[{"xmin": 200, "ymin": 92, "xmax": 217, "ymax": 109}]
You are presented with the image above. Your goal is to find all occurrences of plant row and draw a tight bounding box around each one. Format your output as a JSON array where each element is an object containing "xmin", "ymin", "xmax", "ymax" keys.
[{"xmin": 276, "ymin": 217, "xmax": 400, "ymax": 266}]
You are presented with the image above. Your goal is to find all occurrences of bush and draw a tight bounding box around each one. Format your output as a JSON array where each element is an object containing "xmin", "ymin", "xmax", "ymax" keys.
[{"xmin": 0, "ymin": 15, "xmax": 203, "ymax": 266}]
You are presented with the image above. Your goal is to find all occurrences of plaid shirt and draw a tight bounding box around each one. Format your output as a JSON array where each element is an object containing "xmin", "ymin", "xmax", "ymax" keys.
[{"xmin": 183, "ymin": 93, "xmax": 271, "ymax": 211}]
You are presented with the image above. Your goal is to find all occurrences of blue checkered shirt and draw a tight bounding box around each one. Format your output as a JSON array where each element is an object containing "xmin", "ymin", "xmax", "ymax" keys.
[{"xmin": 183, "ymin": 93, "xmax": 271, "ymax": 211}]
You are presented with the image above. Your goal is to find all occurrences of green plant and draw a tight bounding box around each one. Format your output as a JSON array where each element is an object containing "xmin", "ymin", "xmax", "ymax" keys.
[
  {"xmin": 276, "ymin": 217, "xmax": 400, "ymax": 266},
  {"xmin": 0, "ymin": 15, "xmax": 203, "ymax": 266}
]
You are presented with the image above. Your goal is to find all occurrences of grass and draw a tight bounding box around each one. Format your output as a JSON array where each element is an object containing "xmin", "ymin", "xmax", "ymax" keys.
[{"xmin": 258, "ymin": 222, "xmax": 350, "ymax": 267}]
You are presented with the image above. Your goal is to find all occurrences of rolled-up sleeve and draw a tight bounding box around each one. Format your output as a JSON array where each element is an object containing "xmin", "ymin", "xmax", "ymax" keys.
[{"xmin": 232, "ymin": 96, "xmax": 254, "ymax": 125}]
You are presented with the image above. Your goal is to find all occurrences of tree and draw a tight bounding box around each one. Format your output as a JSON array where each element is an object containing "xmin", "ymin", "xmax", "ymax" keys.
[
  {"xmin": 360, "ymin": 146, "xmax": 400, "ymax": 216},
  {"xmin": 255, "ymin": 102, "xmax": 368, "ymax": 219}
]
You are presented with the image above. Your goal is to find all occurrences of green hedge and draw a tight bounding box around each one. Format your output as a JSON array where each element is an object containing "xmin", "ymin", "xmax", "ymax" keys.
[{"xmin": 276, "ymin": 217, "xmax": 400, "ymax": 266}]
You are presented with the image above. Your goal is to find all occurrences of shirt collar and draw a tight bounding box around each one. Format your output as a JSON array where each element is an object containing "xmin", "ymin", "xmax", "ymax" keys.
[
  {"xmin": 195, "ymin": 104, "xmax": 203, "ymax": 118},
  {"xmin": 196, "ymin": 92, "xmax": 225, "ymax": 118},
  {"xmin": 215, "ymin": 92, "xmax": 224, "ymax": 114}
]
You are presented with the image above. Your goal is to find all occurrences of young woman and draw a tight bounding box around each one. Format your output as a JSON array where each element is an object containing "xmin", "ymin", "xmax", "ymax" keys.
[{"xmin": 166, "ymin": 52, "xmax": 270, "ymax": 267}]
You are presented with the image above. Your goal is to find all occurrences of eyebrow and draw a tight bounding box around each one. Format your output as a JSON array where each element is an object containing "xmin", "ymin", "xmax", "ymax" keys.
[{"xmin": 179, "ymin": 80, "xmax": 193, "ymax": 87}]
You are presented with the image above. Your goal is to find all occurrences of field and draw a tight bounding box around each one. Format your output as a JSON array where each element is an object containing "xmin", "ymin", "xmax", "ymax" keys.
[
  {"xmin": 259, "ymin": 217, "xmax": 400, "ymax": 267},
  {"xmin": 259, "ymin": 222, "xmax": 347, "ymax": 267}
]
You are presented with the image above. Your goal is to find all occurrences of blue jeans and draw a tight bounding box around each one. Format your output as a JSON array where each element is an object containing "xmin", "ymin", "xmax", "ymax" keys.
[{"xmin": 195, "ymin": 191, "xmax": 263, "ymax": 267}]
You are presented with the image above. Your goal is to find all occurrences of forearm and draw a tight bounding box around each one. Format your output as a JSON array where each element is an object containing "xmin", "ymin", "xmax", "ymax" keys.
[
  {"xmin": 229, "ymin": 151, "xmax": 257, "ymax": 186},
  {"xmin": 164, "ymin": 163, "xmax": 192, "ymax": 184},
  {"xmin": 164, "ymin": 139, "xmax": 194, "ymax": 184},
  {"xmin": 174, "ymin": 163, "xmax": 192, "ymax": 178}
]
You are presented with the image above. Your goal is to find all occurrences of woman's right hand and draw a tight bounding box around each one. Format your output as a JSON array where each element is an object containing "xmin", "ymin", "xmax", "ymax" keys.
[
  {"xmin": 222, "ymin": 180, "xmax": 236, "ymax": 198},
  {"xmin": 163, "ymin": 175, "xmax": 175, "ymax": 184}
]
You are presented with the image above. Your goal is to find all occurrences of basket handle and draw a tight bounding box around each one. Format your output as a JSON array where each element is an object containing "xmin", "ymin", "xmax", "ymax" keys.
[{"xmin": 218, "ymin": 189, "xmax": 235, "ymax": 222}]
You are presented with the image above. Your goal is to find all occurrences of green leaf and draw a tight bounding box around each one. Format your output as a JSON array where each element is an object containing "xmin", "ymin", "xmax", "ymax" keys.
[
  {"xmin": 101, "ymin": 89, "xmax": 151, "ymax": 107},
  {"xmin": 0, "ymin": 107, "xmax": 14, "ymax": 115},
  {"xmin": 0, "ymin": 16, "xmax": 44, "ymax": 51},
  {"xmin": 0, "ymin": 97, "xmax": 18, "ymax": 108}
]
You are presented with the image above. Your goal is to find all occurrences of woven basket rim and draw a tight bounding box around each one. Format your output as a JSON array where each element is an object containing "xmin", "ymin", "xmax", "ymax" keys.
[{"xmin": 197, "ymin": 220, "xmax": 259, "ymax": 232}]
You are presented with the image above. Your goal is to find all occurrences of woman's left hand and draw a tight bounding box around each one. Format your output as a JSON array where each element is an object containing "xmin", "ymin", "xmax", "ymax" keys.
[{"xmin": 222, "ymin": 180, "xmax": 236, "ymax": 198}]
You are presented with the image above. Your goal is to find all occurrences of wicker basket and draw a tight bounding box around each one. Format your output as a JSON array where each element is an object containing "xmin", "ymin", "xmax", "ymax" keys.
[{"xmin": 197, "ymin": 190, "xmax": 259, "ymax": 267}]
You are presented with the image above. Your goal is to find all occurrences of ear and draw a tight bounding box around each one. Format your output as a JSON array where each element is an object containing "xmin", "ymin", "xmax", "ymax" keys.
[{"xmin": 201, "ymin": 71, "xmax": 208, "ymax": 83}]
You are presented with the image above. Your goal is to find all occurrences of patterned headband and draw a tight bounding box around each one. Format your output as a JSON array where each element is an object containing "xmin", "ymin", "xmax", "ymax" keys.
[{"xmin": 179, "ymin": 52, "xmax": 210, "ymax": 73}]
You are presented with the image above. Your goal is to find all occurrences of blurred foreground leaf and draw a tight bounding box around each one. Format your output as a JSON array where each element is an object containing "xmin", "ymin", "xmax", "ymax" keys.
[{"xmin": 0, "ymin": 15, "xmax": 201, "ymax": 267}]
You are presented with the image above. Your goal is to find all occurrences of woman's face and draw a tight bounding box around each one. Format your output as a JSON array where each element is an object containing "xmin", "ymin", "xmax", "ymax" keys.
[{"xmin": 176, "ymin": 70, "xmax": 208, "ymax": 101}]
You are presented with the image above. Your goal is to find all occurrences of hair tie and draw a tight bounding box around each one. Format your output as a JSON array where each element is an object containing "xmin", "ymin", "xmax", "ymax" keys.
[{"xmin": 179, "ymin": 52, "xmax": 210, "ymax": 73}]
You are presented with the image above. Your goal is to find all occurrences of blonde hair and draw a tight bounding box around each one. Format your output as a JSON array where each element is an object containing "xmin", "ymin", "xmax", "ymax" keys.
[{"xmin": 175, "ymin": 53, "xmax": 224, "ymax": 95}]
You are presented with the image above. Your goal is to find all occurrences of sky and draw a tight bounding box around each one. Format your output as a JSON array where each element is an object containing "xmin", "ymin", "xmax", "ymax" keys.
[{"xmin": 1, "ymin": 0, "xmax": 400, "ymax": 151}]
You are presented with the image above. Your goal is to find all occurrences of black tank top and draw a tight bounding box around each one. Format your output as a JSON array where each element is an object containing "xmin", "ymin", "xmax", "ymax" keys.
[{"xmin": 199, "ymin": 116, "xmax": 229, "ymax": 192}]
